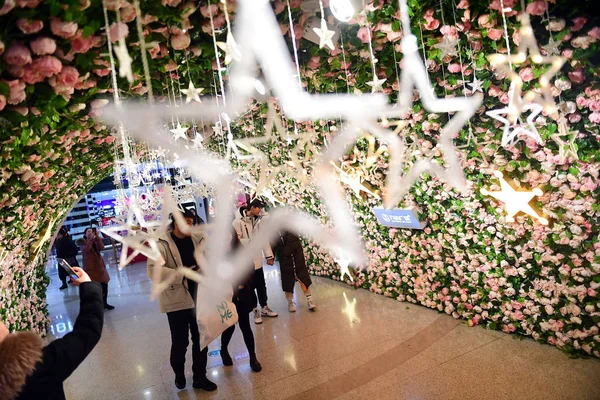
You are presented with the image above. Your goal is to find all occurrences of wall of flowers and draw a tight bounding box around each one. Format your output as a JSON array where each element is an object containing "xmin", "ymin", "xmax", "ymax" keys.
[{"xmin": 0, "ymin": 0, "xmax": 598, "ymax": 357}]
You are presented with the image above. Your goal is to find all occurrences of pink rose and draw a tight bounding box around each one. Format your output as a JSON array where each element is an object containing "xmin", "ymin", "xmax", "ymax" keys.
[
  {"xmin": 25, "ymin": 56, "xmax": 62, "ymax": 83},
  {"xmin": 109, "ymin": 22, "xmax": 129, "ymax": 43},
  {"xmin": 588, "ymin": 27, "xmax": 600, "ymax": 40},
  {"xmin": 92, "ymin": 59, "xmax": 110, "ymax": 76},
  {"xmin": 171, "ymin": 33, "xmax": 190, "ymax": 50},
  {"xmin": 16, "ymin": 0, "xmax": 42, "ymax": 7},
  {"xmin": 519, "ymin": 67, "xmax": 535, "ymax": 82},
  {"xmin": 525, "ymin": 0, "xmax": 546, "ymax": 16},
  {"xmin": 470, "ymin": 40, "xmax": 482, "ymax": 51},
  {"xmin": 448, "ymin": 63, "xmax": 462, "ymax": 73},
  {"xmin": 0, "ymin": 0, "xmax": 15, "ymax": 15},
  {"xmin": 576, "ymin": 95, "xmax": 588, "ymax": 107},
  {"xmin": 120, "ymin": 2, "xmax": 136, "ymax": 23},
  {"xmin": 273, "ymin": 0, "xmax": 285, "ymax": 14},
  {"xmin": 103, "ymin": 0, "xmax": 122, "ymax": 10},
  {"xmin": 50, "ymin": 18, "xmax": 78, "ymax": 39},
  {"xmin": 161, "ymin": 0, "xmax": 182, "ymax": 6},
  {"xmin": 30, "ymin": 37, "xmax": 57, "ymax": 55},
  {"xmin": 181, "ymin": 2, "xmax": 196, "ymax": 18},
  {"xmin": 164, "ymin": 59, "xmax": 177, "ymax": 72},
  {"xmin": 357, "ymin": 26, "xmax": 371, "ymax": 44},
  {"xmin": 568, "ymin": 112, "xmax": 582, "ymax": 123},
  {"xmin": 568, "ymin": 68, "xmax": 584, "ymax": 84},
  {"xmin": 200, "ymin": 4, "xmax": 218, "ymax": 18},
  {"xmin": 307, "ymin": 56, "xmax": 320, "ymax": 69},
  {"xmin": 571, "ymin": 17, "xmax": 587, "ymax": 32},
  {"xmin": 589, "ymin": 113, "xmax": 600, "ymax": 124},
  {"xmin": 3, "ymin": 79, "xmax": 26, "ymax": 105},
  {"xmin": 440, "ymin": 25, "xmax": 458, "ymax": 40},
  {"xmin": 456, "ymin": 0, "xmax": 469, "ymax": 9},
  {"xmin": 3, "ymin": 42, "xmax": 32, "ymax": 66},
  {"xmin": 423, "ymin": 9, "xmax": 440, "ymax": 31},
  {"xmin": 487, "ymin": 29, "xmax": 503, "ymax": 41},
  {"xmin": 0, "ymin": 95, "xmax": 6, "ymax": 111},
  {"xmin": 478, "ymin": 14, "xmax": 496, "ymax": 29},
  {"xmin": 71, "ymin": 31, "xmax": 96, "ymax": 53},
  {"xmin": 16, "ymin": 19, "xmax": 44, "ymax": 34},
  {"xmin": 561, "ymin": 49, "xmax": 573, "ymax": 59}
]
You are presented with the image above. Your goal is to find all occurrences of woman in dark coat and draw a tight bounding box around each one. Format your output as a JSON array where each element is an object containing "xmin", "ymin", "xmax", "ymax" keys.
[
  {"xmin": 55, "ymin": 226, "xmax": 79, "ymax": 290},
  {"xmin": 78, "ymin": 227, "xmax": 114, "ymax": 310},
  {"xmin": 0, "ymin": 267, "xmax": 104, "ymax": 400},
  {"xmin": 275, "ymin": 230, "xmax": 316, "ymax": 312},
  {"xmin": 220, "ymin": 229, "xmax": 262, "ymax": 373}
]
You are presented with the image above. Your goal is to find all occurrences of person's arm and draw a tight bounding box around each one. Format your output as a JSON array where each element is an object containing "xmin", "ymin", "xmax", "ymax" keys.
[
  {"xmin": 38, "ymin": 269, "xmax": 104, "ymax": 382},
  {"xmin": 95, "ymin": 236, "xmax": 105, "ymax": 251},
  {"xmin": 232, "ymin": 220, "xmax": 250, "ymax": 246},
  {"xmin": 83, "ymin": 237, "xmax": 94, "ymax": 252}
]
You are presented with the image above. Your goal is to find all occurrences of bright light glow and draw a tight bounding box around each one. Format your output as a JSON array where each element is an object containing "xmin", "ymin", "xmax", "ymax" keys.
[
  {"xmin": 330, "ymin": 0, "xmax": 355, "ymax": 22},
  {"xmin": 481, "ymin": 171, "xmax": 548, "ymax": 225},
  {"xmin": 342, "ymin": 292, "xmax": 359, "ymax": 325},
  {"xmin": 254, "ymin": 79, "xmax": 266, "ymax": 95}
]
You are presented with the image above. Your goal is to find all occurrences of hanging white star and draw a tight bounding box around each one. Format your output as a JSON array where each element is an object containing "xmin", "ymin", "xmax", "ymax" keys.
[
  {"xmin": 366, "ymin": 75, "xmax": 387, "ymax": 93},
  {"xmin": 191, "ymin": 132, "xmax": 204, "ymax": 149},
  {"xmin": 542, "ymin": 36, "xmax": 560, "ymax": 56},
  {"xmin": 113, "ymin": 40, "xmax": 134, "ymax": 83},
  {"xmin": 313, "ymin": 18, "xmax": 336, "ymax": 50},
  {"xmin": 481, "ymin": 170, "xmax": 549, "ymax": 225},
  {"xmin": 487, "ymin": 13, "xmax": 565, "ymax": 121},
  {"xmin": 335, "ymin": 252, "xmax": 354, "ymax": 282},
  {"xmin": 433, "ymin": 36, "xmax": 459, "ymax": 58},
  {"xmin": 216, "ymin": 31, "xmax": 242, "ymax": 65},
  {"xmin": 170, "ymin": 122, "xmax": 189, "ymax": 141},
  {"xmin": 487, "ymin": 101, "xmax": 543, "ymax": 147},
  {"xmin": 342, "ymin": 292, "xmax": 359, "ymax": 324},
  {"xmin": 550, "ymin": 117, "xmax": 578, "ymax": 163},
  {"xmin": 468, "ymin": 76, "xmax": 484, "ymax": 93},
  {"xmin": 181, "ymin": 82, "xmax": 204, "ymax": 104}
]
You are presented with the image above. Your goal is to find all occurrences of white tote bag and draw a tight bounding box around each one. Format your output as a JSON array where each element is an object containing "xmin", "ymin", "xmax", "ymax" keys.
[{"xmin": 196, "ymin": 285, "xmax": 239, "ymax": 350}]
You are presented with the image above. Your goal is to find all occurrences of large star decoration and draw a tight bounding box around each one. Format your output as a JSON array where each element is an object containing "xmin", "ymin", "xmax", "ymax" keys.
[
  {"xmin": 487, "ymin": 13, "xmax": 565, "ymax": 121},
  {"xmin": 487, "ymin": 102, "xmax": 543, "ymax": 147},
  {"xmin": 433, "ymin": 36, "xmax": 459, "ymax": 58},
  {"xmin": 335, "ymin": 252, "xmax": 354, "ymax": 282},
  {"xmin": 113, "ymin": 40, "xmax": 134, "ymax": 83},
  {"xmin": 550, "ymin": 117, "xmax": 578, "ymax": 163},
  {"xmin": 480, "ymin": 170, "xmax": 548, "ymax": 225},
  {"xmin": 332, "ymin": 162, "xmax": 380, "ymax": 199},
  {"xmin": 313, "ymin": 18, "xmax": 336, "ymax": 50},
  {"xmin": 170, "ymin": 122, "xmax": 189, "ymax": 141},
  {"xmin": 181, "ymin": 82, "xmax": 204, "ymax": 104}
]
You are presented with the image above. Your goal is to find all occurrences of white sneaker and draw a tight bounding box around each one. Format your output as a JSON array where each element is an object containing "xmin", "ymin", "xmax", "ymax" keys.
[
  {"xmin": 287, "ymin": 301, "xmax": 296, "ymax": 313},
  {"xmin": 253, "ymin": 308, "xmax": 263, "ymax": 324},
  {"xmin": 307, "ymin": 298, "xmax": 316, "ymax": 311},
  {"xmin": 261, "ymin": 306, "xmax": 278, "ymax": 317}
]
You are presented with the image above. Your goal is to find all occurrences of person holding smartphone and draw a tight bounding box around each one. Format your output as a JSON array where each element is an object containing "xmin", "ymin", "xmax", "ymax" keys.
[
  {"xmin": 0, "ymin": 267, "xmax": 104, "ymax": 400},
  {"xmin": 78, "ymin": 227, "xmax": 114, "ymax": 310}
]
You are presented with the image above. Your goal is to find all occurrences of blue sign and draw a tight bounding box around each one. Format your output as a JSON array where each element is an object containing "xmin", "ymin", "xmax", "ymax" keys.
[{"xmin": 372, "ymin": 207, "xmax": 424, "ymax": 230}]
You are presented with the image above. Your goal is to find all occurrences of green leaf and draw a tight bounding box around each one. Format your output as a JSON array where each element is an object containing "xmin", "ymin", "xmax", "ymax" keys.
[
  {"xmin": 0, "ymin": 81, "xmax": 9, "ymax": 97},
  {"xmin": 392, "ymin": 20, "xmax": 401, "ymax": 32}
]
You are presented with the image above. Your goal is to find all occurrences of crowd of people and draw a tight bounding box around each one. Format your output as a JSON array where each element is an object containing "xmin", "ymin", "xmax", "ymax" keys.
[{"xmin": 0, "ymin": 197, "xmax": 317, "ymax": 398}]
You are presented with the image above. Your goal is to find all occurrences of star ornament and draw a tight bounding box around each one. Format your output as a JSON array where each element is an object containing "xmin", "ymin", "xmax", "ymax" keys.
[
  {"xmin": 487, "ymin": 13, "xmax": 565, "ymax": 121},
  {"xmin": 468, "ymin": 76, "xmax": 484, "ymax": 93},
  {"xmin": 113, "ymin": 40, "xmax": 134, "ymax": 83},
  {"xmin": 313, "ymin": 18, "xmax": 336, "ymax": 50},
  {"xmin": 542, "ymin": 36, "xmax": 560, "ymax": 56},
  {"xmin": 550, "ymin": 117, "xmax": 579, "ymax": 163},
  {"xmin": 216, "ymin": 31, "xmax": 242, "ymax": 65},
  {"xmin": 366, "ymin": 75, "xmax": 387, "ymax": 93},
  {"xmin": 170, "ymin": 122, "xmax": 189, "ymax": 141},
  {"xmin": 181, "ymin": 82, "xmax": 204, "ymax": 104},
  {"xmin": 480, "ymin": 170, "xmax": 549, "ymax": 225},
  {"xmin": 487, "ymin": 102, "xmax": 543, "ymax": 147},
  {"xmin": 433, "ymin": 36, "xmax": 459, "ymax": 58}
]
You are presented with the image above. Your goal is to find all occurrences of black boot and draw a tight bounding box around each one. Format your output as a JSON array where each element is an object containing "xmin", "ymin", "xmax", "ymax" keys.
[
  {"xmin": 59, "ymin": 282, "xmax": 68, "ymax": 290},
  {"xmin": 174, "ymin": 373, "xmax": 186, "ymax": 390},
  {"xmin": 221, "ymin": 349, "xmax": 233, "ymax": 366},
  {"xmin": 192, "ymin": 376, "xmax": 217, "ymax": 391},
  {"xmin": 250, "ymin": 355, "xmax": 262, "ymax": 373}
]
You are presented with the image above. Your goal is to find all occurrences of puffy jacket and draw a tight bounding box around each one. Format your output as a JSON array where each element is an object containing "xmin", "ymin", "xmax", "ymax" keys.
[
  {"xmin": 147, "ymin": 231, "xmax": 205, "ymax": 313},
  {"xmin": 232, "ymin": 207, "xmax": 274, "ymax": 270}
]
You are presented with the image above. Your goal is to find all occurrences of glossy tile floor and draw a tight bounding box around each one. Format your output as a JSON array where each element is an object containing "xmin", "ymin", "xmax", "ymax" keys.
[{"xmin": 45, "ymin": 253, "xmax": 600, "ymax": 400}]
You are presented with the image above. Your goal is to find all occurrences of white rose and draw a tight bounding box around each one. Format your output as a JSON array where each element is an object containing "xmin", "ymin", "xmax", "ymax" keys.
[{"xmin": 547, "ymin": 19, "xmax": 566, "ymax": 31}]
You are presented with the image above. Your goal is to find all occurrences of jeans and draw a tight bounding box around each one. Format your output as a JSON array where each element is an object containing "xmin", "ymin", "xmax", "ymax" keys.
[
  {"xmin": 253, "ymin": 267, "xmax": 268, "ymax": 308},
  {"xmin": 221, "ymin": 304, "xmax": 256, "ymax": 358},
  {"xmin": 166, "ymin": 308, "xmax": 208, "ymax": 380}
]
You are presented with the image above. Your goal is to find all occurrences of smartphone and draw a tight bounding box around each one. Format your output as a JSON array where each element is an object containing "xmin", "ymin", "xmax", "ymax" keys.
[{"xmin": 58, "ymin": 258, "xmax": 79, "ymax": 279}]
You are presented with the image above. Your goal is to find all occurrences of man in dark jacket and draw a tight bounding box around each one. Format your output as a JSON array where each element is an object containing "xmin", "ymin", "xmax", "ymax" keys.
[
  {"xmin": 0, "ymin": 268, "xmax": 104, "ymax": 400},
  {"xmin": 55, "ymin": 226, "xmax": 80, "ymax": 290}
]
